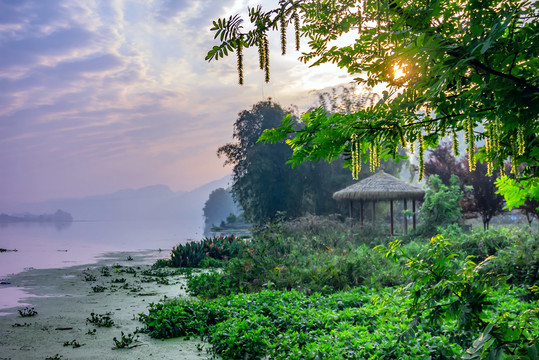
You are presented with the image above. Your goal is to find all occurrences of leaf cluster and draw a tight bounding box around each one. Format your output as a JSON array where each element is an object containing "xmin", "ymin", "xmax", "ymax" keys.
[{"xmin": 207, "ymin": 0, "xmax": 539, "ymax": 201}]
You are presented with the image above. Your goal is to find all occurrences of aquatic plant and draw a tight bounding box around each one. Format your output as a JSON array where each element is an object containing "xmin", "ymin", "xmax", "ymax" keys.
[
  {"xmin": 86, "ymin": 312, "xmax": 114, "ymax": 327},
  {"xmin": 112, "ymin": 331, "xmax": 139, "ymax": 349},
  {"xmin": 18, "ymin": 307, "xmax": 37, "ymax": 317},
  {"xmin": 91, "ymin": 285, "xmax": 107, "ymax": 293},
  {"xmin": 63, "ymin": 339, "xmax": 83, "ymax": 348},
  {"xmin": 169, "ymin": 235, "xmax": 242, "ymax": 268}
]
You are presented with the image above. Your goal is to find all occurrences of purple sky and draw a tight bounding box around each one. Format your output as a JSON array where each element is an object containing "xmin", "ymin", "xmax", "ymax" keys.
[{"xmin": 0, "ymin": 0, "xmax": 353, "ymax": 205}]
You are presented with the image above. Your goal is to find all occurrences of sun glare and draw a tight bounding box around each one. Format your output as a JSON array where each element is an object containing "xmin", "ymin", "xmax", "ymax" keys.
[{"xmin": 393, "ymin": 64, "xmax": 406, "ymax": 80}]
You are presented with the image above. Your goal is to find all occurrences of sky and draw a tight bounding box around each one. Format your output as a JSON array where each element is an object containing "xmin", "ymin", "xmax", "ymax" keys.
[{"xmin": 0, "ymin": 0, "xmax": 354, "ymax": 206}]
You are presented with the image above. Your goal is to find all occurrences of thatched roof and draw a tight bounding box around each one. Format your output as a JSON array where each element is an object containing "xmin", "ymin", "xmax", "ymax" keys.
[{"xmin": 333, "ymin": 170, "xmax": 425, "ymax": 201}]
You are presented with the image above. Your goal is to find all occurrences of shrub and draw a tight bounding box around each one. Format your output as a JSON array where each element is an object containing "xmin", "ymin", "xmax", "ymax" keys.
[
  {"xmin": 417, "ymin": 174, "xmax": 463, "ymax": 236},
  {"xmin": 169, "ymin": 235, "xmax": 243, "ymax": 268},
  {"xmin": 185, "ymin": 220, "xmax": 411, "ymax": 298}
]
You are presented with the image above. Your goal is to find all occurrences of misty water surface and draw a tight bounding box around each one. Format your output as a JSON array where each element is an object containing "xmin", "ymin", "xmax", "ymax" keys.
[
  {"xmin": 0, "ymin": 219, "xmax": 202, "ymax": 277},
  {"xmin": 0, "ymin": 219, "xmax": 202, "ymax": 310}
]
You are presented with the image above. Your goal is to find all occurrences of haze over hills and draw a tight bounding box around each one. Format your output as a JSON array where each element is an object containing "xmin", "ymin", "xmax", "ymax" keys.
[{"xmin": 5, "ymin": 175, "xmax": 232, "ymax": 222}]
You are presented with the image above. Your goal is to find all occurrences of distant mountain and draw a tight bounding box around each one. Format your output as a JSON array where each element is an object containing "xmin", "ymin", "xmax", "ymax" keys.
[{"xmin": 7, "ymin": 175, "xmax": 232, "ymax": 222}]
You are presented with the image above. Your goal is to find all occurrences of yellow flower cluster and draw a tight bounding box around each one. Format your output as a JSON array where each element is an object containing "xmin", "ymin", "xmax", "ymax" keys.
[
  {"xmin": 351, "ymin": 134, "xmax": 361, "ymax": 180},
  {"xmin": 452, "ymin": 129, "xmax": 459, "ymax": 157},
  {"xmin": 418, "ymin": 134, "xmax": 425, "ymax": 182},
  {"xmin": 280, "ymin": 14, "xmax": 287, "ymax": 55},
  {"xmin": 369, "ymin": 142, "xmax": 381, "ymax": 173},
  {"xmin": 466, "ymin": 118, "xmax": 476, "ymax": 171},
  {"xmin": 257, "ymin": 35, "xmax": 270, "ymax": 83},
  {"xmin": 485, "ymin": 125, "xmax": 494, "ymax": 176}
]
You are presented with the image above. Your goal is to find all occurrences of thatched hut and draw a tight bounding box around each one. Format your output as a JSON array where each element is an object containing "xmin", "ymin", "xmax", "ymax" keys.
[{"xmin": 333, "ymin": 170, "xmax": 425, "ymax": 235}]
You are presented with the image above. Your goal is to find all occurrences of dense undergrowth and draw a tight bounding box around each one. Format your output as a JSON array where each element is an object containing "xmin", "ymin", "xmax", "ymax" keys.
[{"xmin": 141, "ymin": 217, "xmax": 539, "ymax": 359}]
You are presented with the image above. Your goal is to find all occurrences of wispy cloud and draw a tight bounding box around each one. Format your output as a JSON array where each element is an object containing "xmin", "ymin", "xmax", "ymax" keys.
[{"xmin": 0, "ymin": 0, "xmax": 353, "ymax": 204}]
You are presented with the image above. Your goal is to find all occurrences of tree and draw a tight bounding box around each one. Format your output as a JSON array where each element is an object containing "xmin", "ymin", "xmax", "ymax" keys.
[
  {"xmin": 203, "ymin": 188, "xmax": 239, "ymax": 233},
  {"xmin": 424, "ymin": 141, "xmax": 506, "ymax": 229},
  {"xmin": 206, "ymin": 0, "xmax": 538, "ymax": 203},
  {"xmin": 218, "ymin": 100, "xmax": 296, "ymax": 223},
  {"xmin": 424, "ymin": 141, "xmax": 466, "ymax": 187},
  {"xmin": 519, "ymin": 198, "xmax": 539, "ymax": 225},
  {"xmin": 218, "ymin": 99, "xmax": 406, "ymax": 224},
  {"xmin": 417, "ymin": 174, "xmax": 463, "ymax": 236},
  {"xmin": 463, "ymin": 156, "xmax": 506, "ymax": 229}
]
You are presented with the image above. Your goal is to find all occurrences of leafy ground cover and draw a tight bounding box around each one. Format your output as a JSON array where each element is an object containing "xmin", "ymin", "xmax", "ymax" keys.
[
  {"xmin": 141, "ymin": 219, "xmax": 538, "ymax": 359},
  {"xmin": 141, "ymin": 285, "xmax": 536, "ymax": 359}
]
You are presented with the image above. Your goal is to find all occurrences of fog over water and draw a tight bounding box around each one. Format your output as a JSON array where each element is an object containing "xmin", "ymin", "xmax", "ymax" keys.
[{"xmin": 0, "ymin": 219, "xmax": 201, "ymax": 278}]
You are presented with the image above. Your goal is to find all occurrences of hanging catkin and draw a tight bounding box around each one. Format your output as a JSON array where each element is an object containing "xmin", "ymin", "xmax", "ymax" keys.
[
  {"xmin": 452, "ymin": 129, "xmax": 459, "ymax": 157},
  {"xmin": 237, "ymin": 40, "xmax": 243, "ymax": 85},
  {"xmin": 351, "ymin": 134, "xmax": 361, "ymax": 179},
  {"xmin": 418, "ymin": 133, "xmax": 424, "ymax": 182},
  {"xmin": 258, "ymin": 36, "xmax": 265, "ymax": 70},
  {"xmin": 485, "ymin": 125, "xmax": 493, "ymax": 176},
  {"xmin": 511, "ymin": 135, "xmax": 518, "ymax": 174},
  {"xmin": 466, "ymin": 118, "xmax": 476, "ymax": 171},
  {"xmin": 517, "ymin": 125, "xmax": 525, "ymax": 156},
  {"xmin": 263, "ymin": 35, "xmax": 270, "ymax": 83},
  {"xmin": 294, "ymin": 11, "xmax": 300, "ymax": 51},
  {"xmin": 280, "ymin": 13, "xmax": 287, "ymax": 55}
]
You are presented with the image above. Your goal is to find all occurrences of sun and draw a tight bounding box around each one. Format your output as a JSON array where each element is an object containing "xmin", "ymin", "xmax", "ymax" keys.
[{"xmin": 393, "ymin": 63, "xmax": 406, "ymax": 80}]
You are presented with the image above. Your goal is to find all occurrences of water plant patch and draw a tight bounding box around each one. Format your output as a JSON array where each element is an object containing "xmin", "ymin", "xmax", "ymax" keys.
[
  {"xmin": 18, "ymin": 307, "xmax": 37, "ymax": 317},
  {"xmin": 86, "ymin": 312, "xmax": 114, "ymax": 327}
]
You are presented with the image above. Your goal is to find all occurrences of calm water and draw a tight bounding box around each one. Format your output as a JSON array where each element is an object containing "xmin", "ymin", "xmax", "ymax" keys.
[{"xmin": 0, "ymin": 219, "xmax": 203, "ymax": 278}]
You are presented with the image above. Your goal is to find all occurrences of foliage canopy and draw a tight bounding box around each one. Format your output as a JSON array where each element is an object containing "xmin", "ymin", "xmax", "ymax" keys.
[{"xmin": 206, "ymin": 0, "xmax": 538, "ymax": 187}]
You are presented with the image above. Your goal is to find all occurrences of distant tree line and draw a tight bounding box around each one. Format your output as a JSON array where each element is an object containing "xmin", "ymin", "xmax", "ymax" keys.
[
  {"xmin": 203, "ymin": 188, "xmax": 240, "ymax": 233},
  {"xmin": 0, "ymin": 209, "xmax": 73, "ymax": 223}
]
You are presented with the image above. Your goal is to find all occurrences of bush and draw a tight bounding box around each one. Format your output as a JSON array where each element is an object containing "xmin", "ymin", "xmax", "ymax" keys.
[
  {"xmin": 417, "ymin": 174, "xmax": 463, "ymax": 236},
  {"xmin": 185, "ymin": 218, "xmax": 413, "ymax": 298},
  {"xmin": 439, "ymin": 226, "xmax": 539, "ymax": 288},
  {"xmin": 169, "ymin": 235, "xmax": 243, "ymax": 268}
]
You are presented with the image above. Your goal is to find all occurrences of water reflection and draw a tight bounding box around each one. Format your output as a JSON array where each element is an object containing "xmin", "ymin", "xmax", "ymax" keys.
[
  {"xmin": 0, "ymin": 219, "xmax": 202, "ymax": 277},
  {"xmin": 0, "ymin": 220, "xmax": 73, "ymax": 231}
]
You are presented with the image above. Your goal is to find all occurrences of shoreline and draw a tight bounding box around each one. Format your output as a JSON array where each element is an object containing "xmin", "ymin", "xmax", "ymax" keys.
[{"xmin": 0, "ymin": 250, "xmax": 209, "ymax": 359}]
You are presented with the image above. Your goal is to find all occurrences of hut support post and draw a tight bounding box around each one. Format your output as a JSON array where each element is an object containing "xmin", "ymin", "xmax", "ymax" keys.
[
  {"xmin": 390, "ymin": 200, "xmax": 394, "ymax": 236},
  {"xmin": 360, "ymin": 200, "xmax": 364, "ymax": 229},
  {"xmin": 372, "ymin": 201, "xmax": 376, "ymax": 228},
  {"xmin": 403, "ymin": 199, "xmax": 408, "ymax": 234},
  {"xmin": 349, "ymin": 200, "xmax": 352, "ymax": 220},
  {"xmin": 412, "ymin": 200, "xmax": 415, "ymax": 230}
]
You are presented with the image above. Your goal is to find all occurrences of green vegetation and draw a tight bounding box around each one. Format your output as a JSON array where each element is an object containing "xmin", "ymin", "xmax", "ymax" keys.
[
  {"xmin": 416, "ymin": 174, "xmax": 464, "ymax": 236},
  {"xmin": 168, "ymin": 235, "xmax": 242, "ymax": 268},
  {"xmin": 18, "ymin": 307, "xmax": 37, "ymax": 317},
  {"xmin": 203, "ymin": 187, "xmax": 241, "ymax": 233},
  {"xmin": 141, "ymin": 210, "xmax": 538, "ymax": 359},
  {"xmin": 206, "ymin": 0, "xmax": 538, "ymax": 209},
  {"xmin": 86, "ymin": 312, "xmax": 114, "ymax": 328},
  {"xmin": 112, "ymin": 331, "xmax": 139, "ymax": 349}
]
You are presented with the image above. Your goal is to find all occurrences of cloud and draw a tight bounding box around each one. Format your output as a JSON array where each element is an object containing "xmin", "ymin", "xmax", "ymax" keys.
[{"xmin": 0, "ymin": 0, "xmax": 354, "ymax": 204}]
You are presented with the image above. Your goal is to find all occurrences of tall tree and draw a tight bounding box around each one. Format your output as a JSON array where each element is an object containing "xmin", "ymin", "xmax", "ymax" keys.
[
  {"xmin": 206, "ymin": 0, "xmax": 538, "ymax": 205},
  {"xmin": 424, "ymin": 141, "xmax": 466, "ymax": 187},
  {"xmin": 218, "ymin": 100, "xmax": 296, "ymax": 223}
]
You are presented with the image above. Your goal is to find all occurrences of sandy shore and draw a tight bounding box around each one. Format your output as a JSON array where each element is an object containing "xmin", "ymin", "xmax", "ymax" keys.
[{"xmin": 0, "ymin": 250, "xmax": 210, "ymax": 360}]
